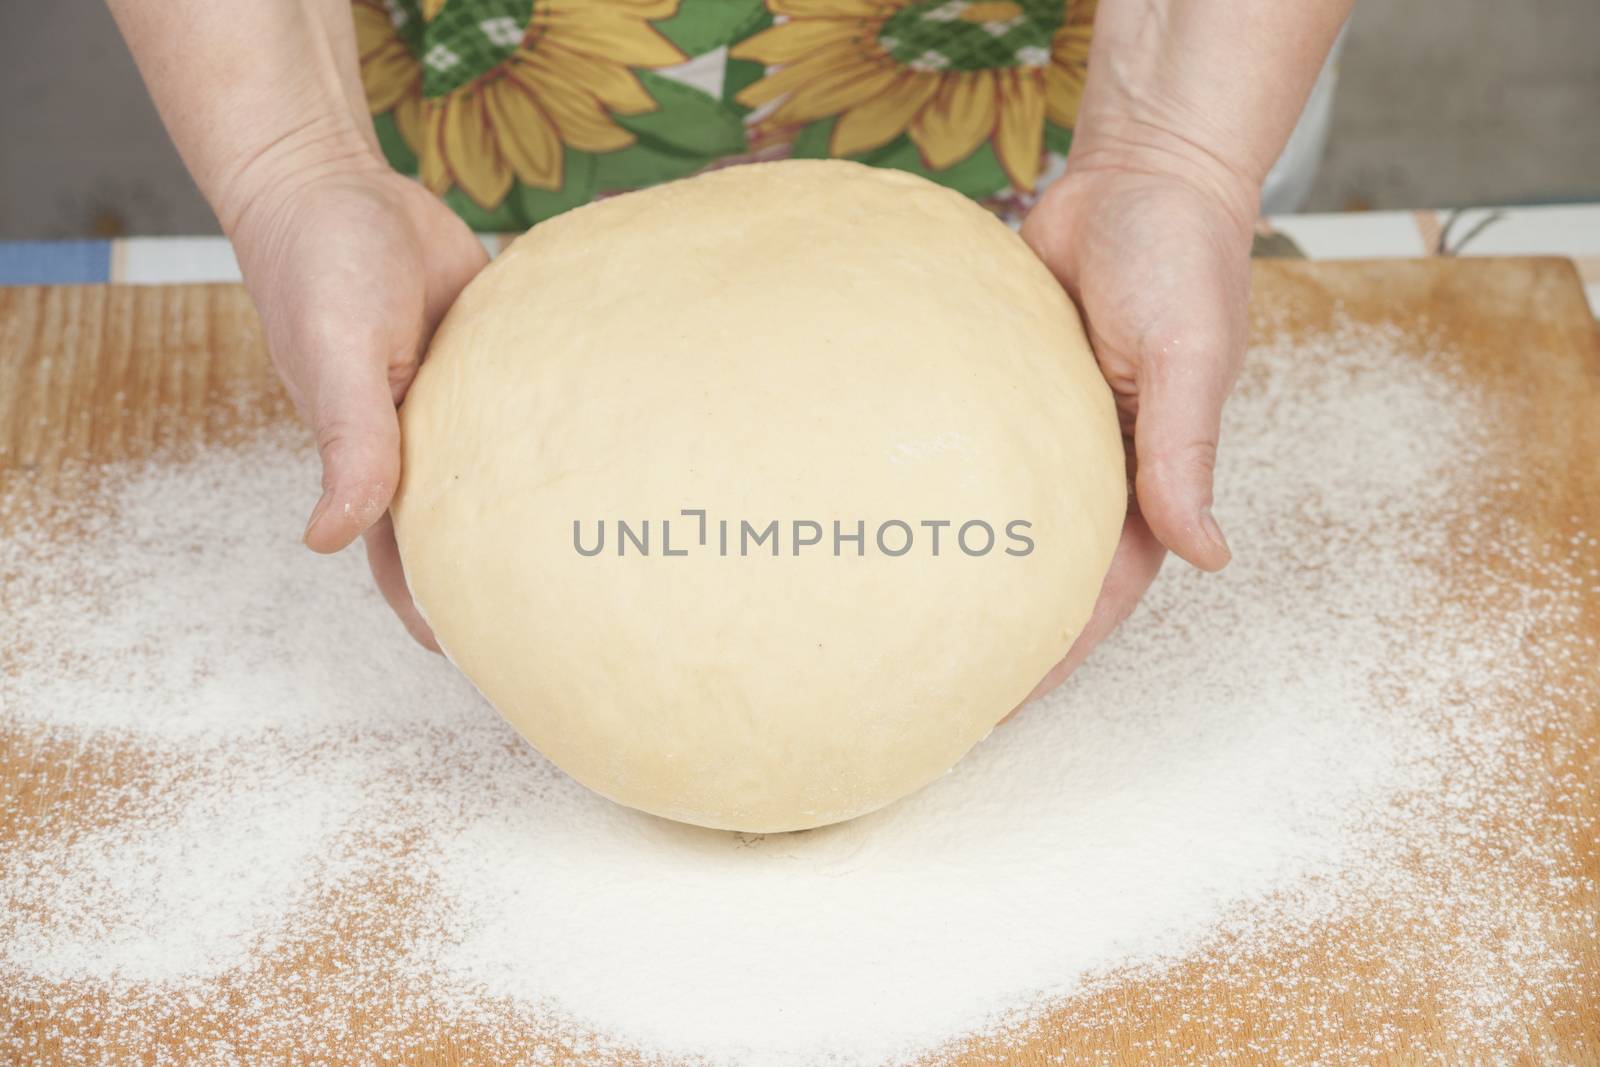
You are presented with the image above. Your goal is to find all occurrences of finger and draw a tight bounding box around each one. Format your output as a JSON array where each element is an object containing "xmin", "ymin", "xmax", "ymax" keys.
[
  {"xmin": 1007, "ymin": 509, "xmax": 1166, "ymax": 718},
  {"xmin": 1018, "ymin": 182, "xmax": 1082, "ymax": 300},
  {"xmin": 391, "ymin": 217, "xmax": 488, "ymax": 406},
  {"xmin": 421, "ymin": 226, "xmax": 490, "ymax": 335},
  {"xmin": 364, "ymin": 514, "xmax": 441, "ymax": 652},
  {"xmin": 299, "ymin": 335, "xmax": 406, "ymax": 555},
  {"xmin": 1132, "ymin": 313, "xmax": 1241, "ymax": 572}
]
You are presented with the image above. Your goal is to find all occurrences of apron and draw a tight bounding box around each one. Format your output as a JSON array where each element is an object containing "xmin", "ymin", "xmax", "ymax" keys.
[{"xmin": 354, "ymin": 0, "xmax": 1095, "ymax": 229}]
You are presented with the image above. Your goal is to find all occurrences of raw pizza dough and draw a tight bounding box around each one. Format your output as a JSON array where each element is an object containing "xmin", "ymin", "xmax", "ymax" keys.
[{"xmin": 392, "ymin": 160, "xmax": 1125, "ymax": 832}]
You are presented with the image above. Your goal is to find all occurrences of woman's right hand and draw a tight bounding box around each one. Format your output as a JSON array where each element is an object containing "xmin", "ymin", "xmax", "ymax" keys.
[
  {"xmin": 105, "ymin": 0, "xmax": 490, "ymax": 648},
  {"xmin": 227, "ymin": 159, "xmax": 489, "ymax": 650}
]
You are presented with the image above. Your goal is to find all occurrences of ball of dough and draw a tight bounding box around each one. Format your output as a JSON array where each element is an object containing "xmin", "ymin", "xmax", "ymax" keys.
[{"xmin": 392, "ymin": 160, "xmax": 1124, "ymax": 833}]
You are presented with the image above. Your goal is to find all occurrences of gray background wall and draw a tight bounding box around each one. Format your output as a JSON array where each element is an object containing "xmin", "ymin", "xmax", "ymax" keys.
[{"xmin": 2, "ymin": 0, "xmax": 1597, "ymax": 238}]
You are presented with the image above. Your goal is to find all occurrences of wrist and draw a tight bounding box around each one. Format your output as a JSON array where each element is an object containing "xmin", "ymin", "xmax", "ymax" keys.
[
  {"xmin": 1064, "ymin": 117, "xmax": 1262, "ymax": 239},
  {"xmin": 213, "ymin": 113, "xmax": 388, "ymax": 241},
  {"xmin": 1067, "ymin": 0, "xmax": 1353, "ymax": 234}
]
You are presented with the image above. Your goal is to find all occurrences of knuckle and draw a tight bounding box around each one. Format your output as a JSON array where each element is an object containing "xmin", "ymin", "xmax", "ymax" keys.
[
  {"xmin": 1177, "ymin": 437, "xmax": 1219, "ymax": 476},
  {"xmin": 1138, "ymin": 437, "xmax": 1218, "ymax": 487},
  {"xmin": 1139, "ymin": 318, "xmax": 1234, "ymax": 370},
  {"xmin": 314, "ymin": 413, "xmax": 397, "ymax": 473},
  {"xmin": 314, "ymin": 415, "xmax": 359, "ymax": 458},
  {"xmin": 294, "ymin": 310, "xmax": 386, "ymax": 364}
]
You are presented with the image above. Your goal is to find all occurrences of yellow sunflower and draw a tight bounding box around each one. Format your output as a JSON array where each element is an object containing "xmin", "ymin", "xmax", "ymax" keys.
[
  {"xmin": 355, "ymin": 0, "xmax": 686, "ymax": 209},
  {"xmin": 732, "ymin": 0, "xmax": 1095, "ymax": 191},
  {"xmin": 355, "ymin": 0, "xmax": 427, "ymax": 153}
]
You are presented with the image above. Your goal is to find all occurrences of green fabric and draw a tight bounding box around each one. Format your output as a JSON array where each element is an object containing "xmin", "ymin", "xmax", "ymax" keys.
[
  {"xmin": 720, "ymin": 4, "xmax": 774, "ymax": 116},
  {"xmin": 389, "ymin": 0, "xmax": 427, "ymax": 55},
  {"xmin": 361, "ymin": 0, "xmax": 1091, "ymax": 230},
  {"xmin": 373, "ymin": 112, "xmax": 419, "ymax": 174},
  {"xmin": 1044, "ymin": 122, "xmax": 1073, "ymax": 157},
  {"xmin": 595, "ymin": 142, "xmax": 707, "ymax": 193},
  {"xmin": 860, "ymin": 135, "xmax": 1010, "ymax": 200},
  {"xmin": 654, "ymin": 0, "xmax": 766, "ymax": 56},
  {"xmin": 615, "ymin": 72, "xmax": 747, "ymax": 158},
  {"xmin": 518, "ymin": 149, "xmax": 597, "ymax": 221},
  {"xmin": 420, "ymin": 0, "xmax": 533, "ymax": 98},
  {"xmin": 878, "ymin": 0, "xmax": 1062, "ymax": 72}
]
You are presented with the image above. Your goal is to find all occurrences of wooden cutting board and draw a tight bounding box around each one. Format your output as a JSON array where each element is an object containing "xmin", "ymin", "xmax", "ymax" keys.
[{"xmin": 2, "ymin": 258, "xmax": 1597, "ymax": 1064}]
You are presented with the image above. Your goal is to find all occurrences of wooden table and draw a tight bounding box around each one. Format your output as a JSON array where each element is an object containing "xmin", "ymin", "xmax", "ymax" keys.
[{"xmin": 2, "ymin": 259, "xmax": 1597, "ymax": 1064}]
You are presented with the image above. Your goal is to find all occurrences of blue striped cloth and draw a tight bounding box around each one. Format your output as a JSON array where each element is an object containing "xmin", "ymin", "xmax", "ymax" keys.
[{"xmin": 0, "ymin": 240, "xmax": 112, "ymax": 285}]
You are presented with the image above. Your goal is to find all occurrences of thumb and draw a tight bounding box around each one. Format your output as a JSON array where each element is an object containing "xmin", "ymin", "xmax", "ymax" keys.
[
  {"xmin": 301, "ymin": 347, "xmax": 403, "ymax": 554},
  {"xmin": 1131, "ymin": 320, "xmax": 1239, "ymax": 573}
]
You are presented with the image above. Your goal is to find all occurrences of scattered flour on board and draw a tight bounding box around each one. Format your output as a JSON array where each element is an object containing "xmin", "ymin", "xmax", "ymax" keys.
[{"xmin": 1, "ymin": 317, "xmax": 1595, "ymax": 1064}]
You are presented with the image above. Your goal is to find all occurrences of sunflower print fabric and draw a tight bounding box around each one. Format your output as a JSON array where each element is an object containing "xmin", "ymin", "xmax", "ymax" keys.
[{"xmin": 355, "ymin": 0, "xmax": 1094, "ymax": 230}]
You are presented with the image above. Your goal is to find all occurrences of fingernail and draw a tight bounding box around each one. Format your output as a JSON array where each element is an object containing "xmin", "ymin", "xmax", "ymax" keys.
[
  {"xmin": 303, "ymin": 490, "xmax": 333, "ymax": 545},
  {"xmin": 1199, "ymin": 507, "xmax": 1232, "ymax": 564}
]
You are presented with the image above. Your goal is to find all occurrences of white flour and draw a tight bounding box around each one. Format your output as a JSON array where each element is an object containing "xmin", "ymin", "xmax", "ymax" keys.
[{"xmin": 1, "ymin": 318, "xmax": 1593, "ymax": 1064}]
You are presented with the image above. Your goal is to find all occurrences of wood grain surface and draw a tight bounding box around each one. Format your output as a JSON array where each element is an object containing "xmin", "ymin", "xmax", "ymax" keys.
[{"xmin": 2, "ymin": 259, "xmax": 1597, "ymax": 1064}]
